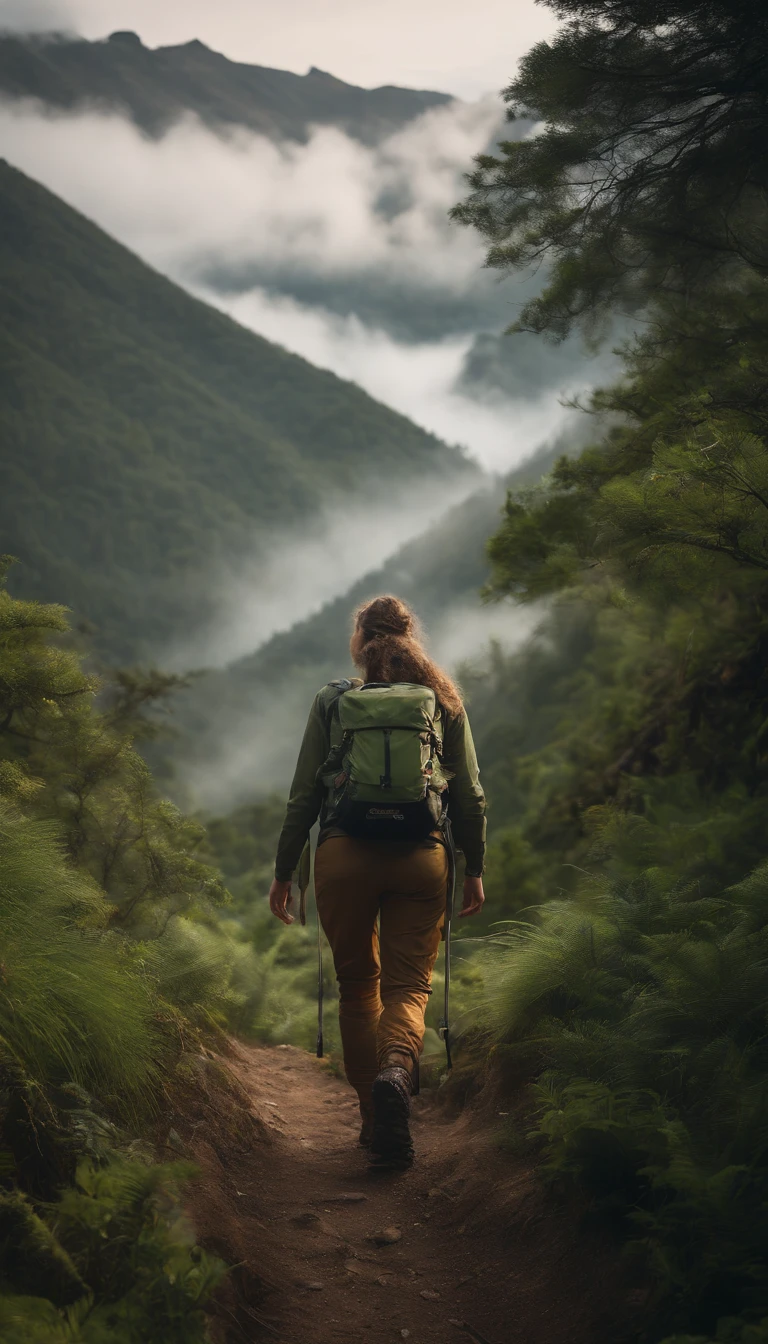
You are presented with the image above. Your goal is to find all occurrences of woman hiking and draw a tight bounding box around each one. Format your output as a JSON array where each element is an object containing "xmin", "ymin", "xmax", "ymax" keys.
[{"xmin": 268, "ymin": 595, "xmax": 486, "ymax": 1167}]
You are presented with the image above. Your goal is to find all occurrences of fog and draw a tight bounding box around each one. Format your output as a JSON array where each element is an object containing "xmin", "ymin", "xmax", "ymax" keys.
[
  {"xmin": 0, "ymin": 96, "xmax": 600, "ymax": 472},
  {"xmin": 164, "ymin": 472, "xmax": 489, "ymax": 672},
  {"xmin": 0, "ymin": 96, "xmax": 501, "ymax": 305},
  {"xmin": 0, "ymin": 0, "xmax": 67, "ymax": 28},
  {"xmin": 428, "ymin": 601, "xmax": 543, "ymax": 672},
  {"xmin": 197, "ymin": 284, "xmax": 582, "ymax": 474}
]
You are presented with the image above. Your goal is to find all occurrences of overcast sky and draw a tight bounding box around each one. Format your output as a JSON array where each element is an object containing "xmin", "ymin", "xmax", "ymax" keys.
[{"xmin": 0, "ymin": 0, "xmax": 559, "ymax": 98}]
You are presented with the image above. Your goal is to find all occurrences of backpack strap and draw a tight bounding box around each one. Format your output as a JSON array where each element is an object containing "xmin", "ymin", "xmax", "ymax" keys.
[{"xmin": 321, "ymin": 678, "xmax": 363, "ymax": 745}]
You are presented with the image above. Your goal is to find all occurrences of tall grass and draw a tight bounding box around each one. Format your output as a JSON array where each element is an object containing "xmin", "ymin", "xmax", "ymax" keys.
[{"xmin": 0, "ymin": 805, "xmax": 158, "ymax": 1111}]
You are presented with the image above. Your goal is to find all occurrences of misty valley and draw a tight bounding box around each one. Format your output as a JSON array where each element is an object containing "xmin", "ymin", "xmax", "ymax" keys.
[{"xmin": 2, "ymin": 7, "xmax": 768, "ymax": 1344}]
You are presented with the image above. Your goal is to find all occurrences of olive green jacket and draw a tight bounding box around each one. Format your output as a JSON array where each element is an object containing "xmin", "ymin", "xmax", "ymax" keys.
[{"xmin": 274, "ymin": 682, "xmax": 486, "ymax": 881}]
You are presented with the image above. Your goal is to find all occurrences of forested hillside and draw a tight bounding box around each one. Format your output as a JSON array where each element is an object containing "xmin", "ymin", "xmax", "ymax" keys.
[
  {"xmin": 0, "ymin": 30, "xmax": 453, "ymax": 143},
  {"xmin": 0, "ymin": 160, "xmax": 473, "ymax": 662}
]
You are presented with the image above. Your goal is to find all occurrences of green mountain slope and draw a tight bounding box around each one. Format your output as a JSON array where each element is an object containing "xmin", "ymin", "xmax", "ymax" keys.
[
  {"xmin": 0, "ymin": 160, "xmax": 474, "ymax": 661},
  {"xmin": 0, "ymin": 31, "xmax": 453, "ymax": 143}
]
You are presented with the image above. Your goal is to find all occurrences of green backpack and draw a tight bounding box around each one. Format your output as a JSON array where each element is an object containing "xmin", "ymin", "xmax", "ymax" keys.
[{"xmin": 320, "ymin": 681, "xmax": 449, "ymax": 841}]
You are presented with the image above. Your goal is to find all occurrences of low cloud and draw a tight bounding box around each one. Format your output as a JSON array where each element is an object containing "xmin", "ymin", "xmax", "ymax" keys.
[
  {"xmin": 428, "ymin": 601, "xmax": 543, "ymax": 672},
  {"xmin": 164, "ymin": 475, "xmax": 487, "ymax": 672},
  {"xmin": 195, "ymin": 282, "xmax": 582, "ymax": 473},
  {"xmin": 0, "ymin": 1, "xmax": 69, "ymax": 29},
  {"xmin": 0, "ymin": 95, "xmax": 502, "ymax": 304},
  {"xmin": 0, "ymin": 94, "xmax": 599, "ymax": 472}
]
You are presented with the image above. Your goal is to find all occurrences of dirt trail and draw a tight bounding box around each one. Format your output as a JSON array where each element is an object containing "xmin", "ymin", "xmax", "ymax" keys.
[{"xmin": 182, "ymin": 1042, "xmax": 634, "ymax": 1344}]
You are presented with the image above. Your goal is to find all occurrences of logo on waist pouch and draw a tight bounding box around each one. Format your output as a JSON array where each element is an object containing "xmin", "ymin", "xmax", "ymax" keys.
[{"xmin": 366, "ymin": 808, "xmax": 405, "ymax": 821}]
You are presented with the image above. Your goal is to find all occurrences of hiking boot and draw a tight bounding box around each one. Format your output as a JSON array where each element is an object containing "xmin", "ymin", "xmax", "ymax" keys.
[{"xmin": 370, "ymin": 1065, "xmax": 414, "ymax": 1168}]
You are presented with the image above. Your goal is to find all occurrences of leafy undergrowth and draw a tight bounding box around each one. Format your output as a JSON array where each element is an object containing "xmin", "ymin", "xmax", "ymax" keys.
[
  {"xmin": 0, "ymin": 1161, "xmax": 223, "ymax": 1344},
  {"xmin": 0, "ymin": 564, "xmax": 252, "ymax": 1337}
]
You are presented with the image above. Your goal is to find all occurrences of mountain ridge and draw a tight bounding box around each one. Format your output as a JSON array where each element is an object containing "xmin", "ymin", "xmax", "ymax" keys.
[{"xmin": 0, "ymin": 31, "xmax": 455, "ymax": 143}]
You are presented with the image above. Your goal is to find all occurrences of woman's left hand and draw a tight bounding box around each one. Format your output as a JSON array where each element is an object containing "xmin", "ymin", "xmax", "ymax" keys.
[{"xmin": 268, "ymin": 878, "xmax": 294, "ymax": 924}]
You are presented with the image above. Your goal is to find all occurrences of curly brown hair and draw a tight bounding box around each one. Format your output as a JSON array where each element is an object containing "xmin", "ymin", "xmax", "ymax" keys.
[{"xmin": 349, "ymin": 595, "xmax": 464, "ymax": 718}]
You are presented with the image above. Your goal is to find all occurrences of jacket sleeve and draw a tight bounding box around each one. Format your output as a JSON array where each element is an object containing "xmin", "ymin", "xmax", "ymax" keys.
[
  {"xmin": 274, "ymin": 691, "xmax": 329, "ymax": 881},
  {"xmin": 443, "ymin": 709, "xmax": 486, "ymax": 876}
]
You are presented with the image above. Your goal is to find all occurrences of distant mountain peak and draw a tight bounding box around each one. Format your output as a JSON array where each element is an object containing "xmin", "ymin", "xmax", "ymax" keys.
[{"xmin": 107, "ymin": 31, "xmax": 143, "ymax": 47}]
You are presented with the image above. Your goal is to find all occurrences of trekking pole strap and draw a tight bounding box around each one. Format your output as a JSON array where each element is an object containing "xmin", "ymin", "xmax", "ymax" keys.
[{"xmin": 439, "ymin": 816, "xmax": 457, "ymax": 1070}]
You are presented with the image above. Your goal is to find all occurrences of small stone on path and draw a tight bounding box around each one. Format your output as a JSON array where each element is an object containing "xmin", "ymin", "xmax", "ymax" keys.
[
  {"xmin": 420, "ymin": 1288, "xmax": 441, "ymax": 1301},
  {"xmin": 368, "ymin": 1225, "xmax": 402, "ymax": 1246},
  {"xmin": 295, "ymin": 1279, "xmax": 324, "ymax": 1291},
  {"xmin": 317, "ymin": 1191, "xmax": 367, "ymax": 1203}
]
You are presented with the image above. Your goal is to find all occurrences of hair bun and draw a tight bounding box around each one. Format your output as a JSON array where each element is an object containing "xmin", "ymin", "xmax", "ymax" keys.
[{"xmin": 356, "ymin": 595, "xmax": 414, "ymax": 641}]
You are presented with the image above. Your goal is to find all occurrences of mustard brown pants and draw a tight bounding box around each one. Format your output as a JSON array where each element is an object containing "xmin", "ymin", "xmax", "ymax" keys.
[{"xmin": 314, "ymin": 835, "xmax": 449, "ymax": 1115}]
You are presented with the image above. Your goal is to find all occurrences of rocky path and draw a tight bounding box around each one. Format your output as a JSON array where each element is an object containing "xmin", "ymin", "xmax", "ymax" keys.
[{"xmin": 184, "ymin": 1042, "xmax": 633, "ymax": 1344}]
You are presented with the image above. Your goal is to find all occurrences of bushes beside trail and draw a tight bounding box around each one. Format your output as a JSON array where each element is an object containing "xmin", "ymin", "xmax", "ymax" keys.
[
  {"xmin": 0, "ymin": 562, "xmax": 248, "ymax": 1337},
  {"xmin": 451, "ymin": 1, "xmax": 768, "ymax": 1333}
]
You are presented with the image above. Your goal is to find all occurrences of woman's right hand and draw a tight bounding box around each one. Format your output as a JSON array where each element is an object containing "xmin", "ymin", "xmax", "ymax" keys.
[
  {"xmin": 459, "ymin": 875, "xmax": 485, "ymax": 918},
  {"xmin": 268, "ymin": 878, "xmax": 294, "ymax": 925}
]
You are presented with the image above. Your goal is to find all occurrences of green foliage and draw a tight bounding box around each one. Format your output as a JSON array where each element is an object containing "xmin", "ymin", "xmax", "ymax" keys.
[
  {"xmin": 0, "ymin": 804, "xmax": 158, "ymax": 1108},
  {"xmin": 0, "ymin": 560, "xmax": 228, "ymax": 935},
  {"xmin": 0, "ymin": 1161, "xmax": 223, "ymax": 1343},
  {"xmin": 452, "ymin": 0, "xmax": 768, "ymax": 336},
  {"xmin": 451, "ymin": 14, "xmax": 768, "ymax": 1332},
  {"xmin": 483, "ymin": 821, "xmax": 768, "ymax": 1336},
  {"xmin": 0, "ymin": 1190, "xmax": 85, "ymax": 1306},
  {"xmin": 51, "ymin": 1159, "xmax": 224, "ymax": 1342},
  {"xmin": 484, "ymin": 278, "xmax": 768, "ymax": 608},
  {"xmin": 0, "ymin": 562, "xmax": 236, "ymax": 1333},
  {"xmin": 462, "ymin": 367, "xmax": 768, "ymax": 1337}
]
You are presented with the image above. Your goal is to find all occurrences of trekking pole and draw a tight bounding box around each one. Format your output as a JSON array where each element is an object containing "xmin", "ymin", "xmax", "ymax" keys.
[
  {"xmin": 439, "ymin": 817, "xmax": 457, "ymax": 1070},
  {"xmin": 316, "ymin": 898, "xmax": 324, "ymax": 1059},
  {"xmin": 297, "ymin": 837, "xmax": 323, "ymax": 1057}
]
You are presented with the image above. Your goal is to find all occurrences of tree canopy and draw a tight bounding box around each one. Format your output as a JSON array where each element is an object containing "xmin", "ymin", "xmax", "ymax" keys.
[{"xmin": 453, "ymin": 0, "xmax": 768, "ymax": 336}]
